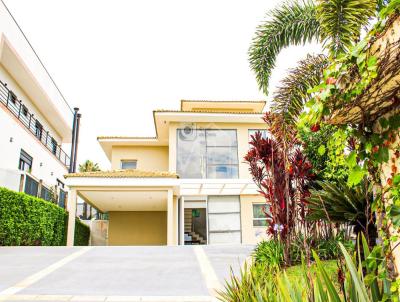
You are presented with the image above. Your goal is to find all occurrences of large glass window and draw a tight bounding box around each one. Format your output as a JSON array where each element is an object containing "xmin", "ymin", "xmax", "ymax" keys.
[{"xmin": 177, "ymin": 129, "xmax": 238, "ymax": 179}]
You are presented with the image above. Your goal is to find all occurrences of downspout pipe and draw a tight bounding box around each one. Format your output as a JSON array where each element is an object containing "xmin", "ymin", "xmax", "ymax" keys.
[
  {"xmin": 72, "ymin": 113, "xmax": 81, "ymax": 173},
  {"xmin": 69, "ymin": 107, "xmax": 79, "ymax": 173}
]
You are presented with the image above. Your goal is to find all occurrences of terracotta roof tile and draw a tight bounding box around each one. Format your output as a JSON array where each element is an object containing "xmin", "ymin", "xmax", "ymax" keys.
[{"xmin": 65, "ymin": 169, "xmax": 179, "ymax": 179}]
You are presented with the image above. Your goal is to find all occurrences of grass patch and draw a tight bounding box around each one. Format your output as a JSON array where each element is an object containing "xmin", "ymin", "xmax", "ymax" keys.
[{"xmin": 286, "ymin": 259, "xmax": 339, "ymax": 288}]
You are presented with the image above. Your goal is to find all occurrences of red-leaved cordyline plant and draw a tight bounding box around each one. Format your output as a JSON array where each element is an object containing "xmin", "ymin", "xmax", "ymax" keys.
[{"xmin": 244, "ymin": 112, "xmax": 314, "ymax": 265}]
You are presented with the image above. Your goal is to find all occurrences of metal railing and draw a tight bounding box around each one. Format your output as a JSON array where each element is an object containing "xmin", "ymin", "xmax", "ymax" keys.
[{"xmin": 0, "ymin": 80, "xmax": 70, "ymax": 168}]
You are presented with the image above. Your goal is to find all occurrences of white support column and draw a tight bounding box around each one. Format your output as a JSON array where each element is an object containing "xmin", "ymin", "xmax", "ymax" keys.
[
  {"xmin": 167, "ymin": 189, "xmax": 174, "ymax": 245},
  {"xmin": 179, "ymin": 196, "xmax": 185, "ymax": 245},
  {"xmin": 66, "ymin": 188, "xmax": 77, "ymax": 246}
]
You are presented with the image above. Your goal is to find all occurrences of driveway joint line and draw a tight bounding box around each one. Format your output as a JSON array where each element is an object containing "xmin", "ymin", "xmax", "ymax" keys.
[{"xmin": 192, "ymin": 246, "xmax": 222, "ymax": 298}]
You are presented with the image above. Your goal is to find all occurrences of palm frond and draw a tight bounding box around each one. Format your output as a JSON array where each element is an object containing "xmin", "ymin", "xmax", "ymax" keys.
[
  {"xmin": 249, "ymin": 0, "xmax": 320, "ymax": 94},
  {"xmin": 316, "ymin": 0, "xmax": 377, "ymax": 55},
  {"xmin": 271, "ymin": 54, "xmax": 328, "ymax": 124}
]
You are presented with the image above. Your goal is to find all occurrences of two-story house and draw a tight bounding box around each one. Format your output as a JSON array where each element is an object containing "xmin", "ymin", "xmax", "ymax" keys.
[
  {"xmin": 65, "ymin": 100, "xmax": 269, "ymax": 246},
  {"xmin": 0, "ymin": 1, "xmax": 74, "ymax": 206}
]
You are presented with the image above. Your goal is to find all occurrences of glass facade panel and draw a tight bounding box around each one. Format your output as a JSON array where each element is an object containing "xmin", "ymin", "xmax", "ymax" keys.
[
  {"xmin": 177, "ymin": 129, "xmax": 206, "ymax": 178},
  {"xmin": 177, "ymin": 129, "xmax": 238, "ymax": 178},
  {"xmin": 206, "ymin": 147, "xmax": 238, "ymax": 165},
  {"xmin": 206, "ymin": 130, "xmax": 237, "ymax": 147},
  {"xmin": 207, "ymin": 165, "xmax": 238, "ymax": 179}
]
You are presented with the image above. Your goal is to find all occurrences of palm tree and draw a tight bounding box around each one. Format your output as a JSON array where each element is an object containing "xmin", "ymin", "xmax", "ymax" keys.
[
  {"xmin": 249, "ymin": 0, "xmax": 378, "ymax": 123},
  {"xmin": 78, "ymin": 160, "xmax": 100, "ymax": 173},
  {"xmin": 78, "ymin": 160, "xmax": 100, "ymax": 218}
]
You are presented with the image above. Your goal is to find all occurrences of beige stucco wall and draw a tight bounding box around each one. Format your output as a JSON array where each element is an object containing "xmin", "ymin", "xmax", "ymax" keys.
[
  {"xmin": 108, "ymin": 211, "xmax": 167, "ymax": 245},
  {"xmin": 241, "ymin": 195, "xmax": 270, "ymax": 244},
  {"xmin": 111, "ymin": 146, "xmax": 169, "ymax": 171},
  {"xmin": 168, "ymin": 122, "xmax": 266, "ymax": 178}
]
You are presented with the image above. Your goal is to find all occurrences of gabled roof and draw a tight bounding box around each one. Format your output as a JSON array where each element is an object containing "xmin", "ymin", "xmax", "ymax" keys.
[{"xmin": 65, "ymin": 169, "xmax": 179, "ymax": 179}]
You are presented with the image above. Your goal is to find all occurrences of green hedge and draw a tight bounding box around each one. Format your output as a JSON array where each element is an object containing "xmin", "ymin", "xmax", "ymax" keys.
[
  {"xmin": 74, "ymin": 218, "xmax": 90, "ymax": 246},
  {"xmin": 0, "ymin": 187, "xmax": 90, "ymax": 246}
]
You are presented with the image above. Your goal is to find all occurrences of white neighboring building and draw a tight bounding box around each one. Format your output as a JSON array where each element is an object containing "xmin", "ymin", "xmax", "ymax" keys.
[{"xmin": 0, "ymin": 1, "xmax": 74, "ymax": 206}]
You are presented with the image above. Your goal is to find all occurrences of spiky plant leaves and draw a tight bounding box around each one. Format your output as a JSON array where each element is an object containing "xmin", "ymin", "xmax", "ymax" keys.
[
  {"xmin": 313, "ymin": 251, "xmax": 341, "ymax": 301},
  {"xmin": 316, "ymin": 0, "xmax": 377, "ymax": 55},
  {"xmin": 249, "ymin": 0, "xmax": 320, "ymax": 94},
  {"xmin": 339, "ymin": 243, "xmax": 370, "ymax": 301},
  {"xmin": 306, "ymin": 179, "xmax": 371, "ymax": 224},
  {"xmin": 271, "ymin": 54, "xmax": 328, "ymax": 124}
]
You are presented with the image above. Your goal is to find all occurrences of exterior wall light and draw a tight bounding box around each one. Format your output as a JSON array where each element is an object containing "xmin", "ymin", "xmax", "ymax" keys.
[{"xmin": 9, "ymin": 137, "xmax": 13, "ymax": 142}]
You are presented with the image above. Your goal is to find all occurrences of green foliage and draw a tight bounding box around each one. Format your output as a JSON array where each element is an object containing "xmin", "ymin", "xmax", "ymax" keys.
[
  {"xmin": 299, "ymin": 124, "xmax": 349, "ymax": 181},
  {"xmin": 0, "ymin": 187, "xmax": 67, "ymax": 246},
  {"xmin": 219, "ymin": 235, "xmax": 400, "ymax": 301},
  {"xmin": 249, "ymin": 0, "xmax": 320, "ymax": 94},
  {"xmin": 253, "ymin": 240, "xmax": 284, "ymax": 269},
  {"xmin": 78, "ymin": 160, "xmax": 101, "ymax": 172},
  {"xmin": 74, "ymin": 219, "xmax": 90, "ymax": 246},
  {"xmin": 316, "ymin": 0, "xmax": 377, "ymax": 55},
  {"xmin": 0, "ymin": 187, "xmax": 90, "ymax": 246},
  {"xmin": 253, "ymin": 235, "xmax": 353, "ymax": 269},
  {"xmin": 307, "ymin": 180, "xmax": 372, "ymax": 224},
  {"xmin": 271, "ymin": 54, "xmax": 328, "ymax": 125},
  {"xmin": 289, "ymin": 232, "xmax": 354, "ymax": 263}
]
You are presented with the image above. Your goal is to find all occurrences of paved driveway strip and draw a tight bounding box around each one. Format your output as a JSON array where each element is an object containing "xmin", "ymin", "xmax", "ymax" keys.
[
  {"xmin": 0, "ymin": 247, "xmax": 82, "ymax": 292},
  {"xmin": 0, "ymin": 245, "xmax": 253, "ymax": 302}
]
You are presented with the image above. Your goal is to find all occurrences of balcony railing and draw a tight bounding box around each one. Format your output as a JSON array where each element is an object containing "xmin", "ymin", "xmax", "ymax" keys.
[{"xmin": 0, "ymin": 79, "xmax": 70, "ymax": 168}]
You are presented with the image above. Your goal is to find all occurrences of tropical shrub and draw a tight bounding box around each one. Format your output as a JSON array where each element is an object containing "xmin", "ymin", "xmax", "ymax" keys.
[
  {"xmin": 253, "ymin": 240, "xmax": 284, "ymax": 269},
  {"xmin": 0, "ymin": 187, "xmax": 89, "ymax": 246},
  {"xmin": 219, "ymin": 236, "xmax": 400, "ymax": 301},
  {"xmin": 307, "ymin": 180, "xmax": 377, "ymax": 245}
]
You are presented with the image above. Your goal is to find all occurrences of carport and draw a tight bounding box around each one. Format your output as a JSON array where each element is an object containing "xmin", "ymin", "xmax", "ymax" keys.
[{"xmin": 64, "ymin": 170, "xmax": 180, "ymax": 246}]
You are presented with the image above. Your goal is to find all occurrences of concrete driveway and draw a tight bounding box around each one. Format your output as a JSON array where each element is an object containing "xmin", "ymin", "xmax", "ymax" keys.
[{"xmin": 0, "ymin": 245, "xmax": 253, "ymax": 302}]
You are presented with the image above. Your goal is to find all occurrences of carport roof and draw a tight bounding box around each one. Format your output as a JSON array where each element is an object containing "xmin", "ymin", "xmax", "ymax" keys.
[{"xmin": 64, "ymin": 169, "xmax": 179, "ymax": 179}]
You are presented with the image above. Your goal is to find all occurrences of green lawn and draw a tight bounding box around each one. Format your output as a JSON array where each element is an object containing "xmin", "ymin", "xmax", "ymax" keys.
[{"xmin": 286, "ymin": 260, "xmax": 339, "ymax": 287}]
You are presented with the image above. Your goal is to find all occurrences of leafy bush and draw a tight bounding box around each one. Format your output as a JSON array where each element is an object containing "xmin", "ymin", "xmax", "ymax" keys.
[
  {"xmin": 0, "ymin": 187, "xmax": 67, "ymax": 245},
  {"xmin": 253, "ymin": 240, "xmax": 284, "ymax": 269},
  {"xmin": 219, "ymin": 236, "xmax": 400, "ymax": 301},
  {"xmin": 74, "ymin": 219, "xmax": 90, "ymax": 246},
  {"xmin": 254, "ymin": 233, "xmax": 353, "ymax": 268},
  {"xmin": 0, "ymin": 187, "xmax": 90, "ymax": 246},
  {"xmin": 289, "ymin": 232, "xmax": 354, "ymax": 264}
]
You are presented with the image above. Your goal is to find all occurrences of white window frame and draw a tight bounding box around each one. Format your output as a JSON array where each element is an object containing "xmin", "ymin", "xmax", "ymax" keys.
[{"xmin": 120, "ymin": 160, "xmax": 137, "ymax": 170}]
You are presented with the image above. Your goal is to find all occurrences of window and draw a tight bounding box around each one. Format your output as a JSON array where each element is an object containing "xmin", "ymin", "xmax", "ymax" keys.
[
  {"xmin": 51, "ymin": 138, "xmax": 58, "ymax": 155},
  {"xmin": 35, "ymin": 120, "xmax": 43, "ymax": 140},
  {"xmin": 19, "ymin": 149, "xmax": 33, "ymax": 172},
  {"xmin": 22, "ymin": 105, "xmax": 28, "ymax": 117},
  {"xmin": 121, "ymin": 160, "xmax": 137, "ymax": 169},
  {"xmin": 177, "ymin": 129, "xmax": 239, "ymax": 179},
  {"xmin": 7, "ymin": 91, "xmax": 17, "ymax": 105},
  {"xmin": 24, "ymin": 175, "xmax": 39, "ymax": 197},
  {"xmin": 248, "ymin": 129, "xmax": 269, "ymax": 144},
  {"xmin": 253, "ymin": 203, "xmax": 270, "ymax": 227}
]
